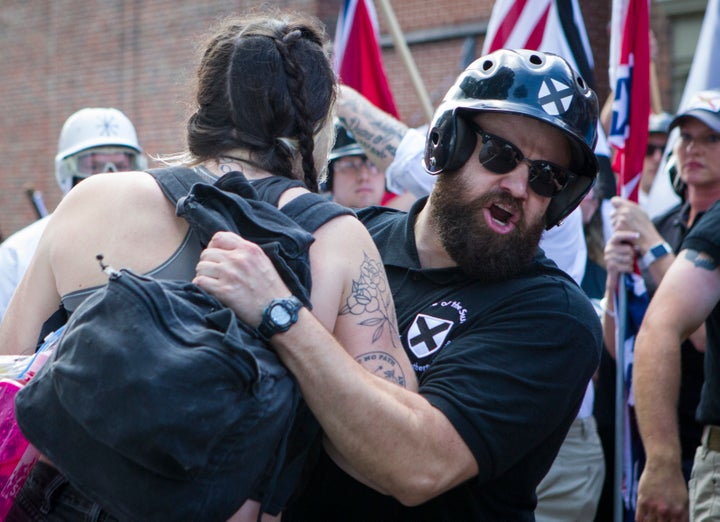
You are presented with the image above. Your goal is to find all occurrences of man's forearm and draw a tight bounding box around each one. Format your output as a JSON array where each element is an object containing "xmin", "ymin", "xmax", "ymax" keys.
[
  {"xmin": 269, "ymin": 308, "xmax": 477, "ymax": 505},
  {"xmin": 336, "ymin": 85, "xmax": 409, "ymax": 172}
]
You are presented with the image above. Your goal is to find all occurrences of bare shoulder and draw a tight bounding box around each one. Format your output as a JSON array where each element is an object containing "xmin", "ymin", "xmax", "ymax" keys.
[
  {"xmin": 310, "ymin": 212, "xmax": 381, "ymax": 281},
  {"xmin": 47, "ymin": 171, "xmax": 188, "ymax": 294},
  {"xmin": 57, "ymin": 171, "xmax": 170, "ymax": 212}
]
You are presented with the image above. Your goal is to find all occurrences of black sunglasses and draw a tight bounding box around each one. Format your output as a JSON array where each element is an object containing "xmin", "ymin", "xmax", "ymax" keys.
[
  {"xmin": 645, "ymin": 143, "xmax": 666, "ymax": 157},
  {"xmin": 467, "ymin": 120, "xmax": 575, "ymax": 198}
]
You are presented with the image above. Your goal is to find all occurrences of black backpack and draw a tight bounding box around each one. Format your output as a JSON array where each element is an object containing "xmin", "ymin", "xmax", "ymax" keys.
[{"xmin": 15, "ymin": 167, "xmax": 352, "ymax": 521}]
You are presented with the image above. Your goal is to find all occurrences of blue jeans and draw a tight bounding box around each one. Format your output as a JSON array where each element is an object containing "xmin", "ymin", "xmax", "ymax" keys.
[{"xmin": 6, "ymin": 461, "xmax": 118, "ymax": 522}]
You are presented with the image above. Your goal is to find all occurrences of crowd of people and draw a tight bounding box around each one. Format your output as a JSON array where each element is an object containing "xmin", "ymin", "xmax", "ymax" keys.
[{"xmin": 0, "ymin": 7, "xmax": 717, "ymax": 522}]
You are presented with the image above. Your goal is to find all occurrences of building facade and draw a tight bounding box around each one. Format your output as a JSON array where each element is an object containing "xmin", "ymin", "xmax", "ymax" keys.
[{"xmin": 0, "ymin": 0, "xmax": 708, "ymax": 238}]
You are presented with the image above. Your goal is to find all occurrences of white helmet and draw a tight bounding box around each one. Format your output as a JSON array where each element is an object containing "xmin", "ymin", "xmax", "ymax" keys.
[{"xmin": 54, "ymin": 107, "xmax": 147, "ymax": 194}]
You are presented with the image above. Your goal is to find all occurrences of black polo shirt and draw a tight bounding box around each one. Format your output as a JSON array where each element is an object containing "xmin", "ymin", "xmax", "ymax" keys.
[{"xmin": 285, "ymin": 197, "xmax": 602, "ymax": 521}]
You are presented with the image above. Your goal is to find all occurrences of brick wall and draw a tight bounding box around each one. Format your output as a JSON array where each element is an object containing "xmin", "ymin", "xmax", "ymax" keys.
[{"xmin": 0, "ymin": 0, "xmax": 669, "ymax": 238}]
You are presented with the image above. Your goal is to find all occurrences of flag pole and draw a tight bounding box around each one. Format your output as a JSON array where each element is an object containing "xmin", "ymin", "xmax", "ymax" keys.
[
  {"xmin": 650, "ymin": 61, "xmax": 663, "ymax": 113},
  {"xmin": 374, "ymin": 0, "xmax": 434, "ymax": 122},
  {"xmin": 614, "ymin": 276, "xmax": 627, "ymax": 522}
]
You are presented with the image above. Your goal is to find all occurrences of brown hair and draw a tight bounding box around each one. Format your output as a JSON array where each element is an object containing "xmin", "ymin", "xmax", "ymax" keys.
[{"xmin": 186, "ymin": 11, "xmax": 336, "ymax": 192}]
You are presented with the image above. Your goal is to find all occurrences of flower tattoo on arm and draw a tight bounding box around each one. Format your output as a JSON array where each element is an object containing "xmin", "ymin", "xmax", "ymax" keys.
[
  {"xmin": 341, "ymin": 252, "xmax": 398, "ymax": 344},
  {"xmin": 341, "ymin": 252, "xmax": 406, "ymax": 386}
]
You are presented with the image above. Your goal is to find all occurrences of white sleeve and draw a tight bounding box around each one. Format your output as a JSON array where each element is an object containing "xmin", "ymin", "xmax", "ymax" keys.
[
  {"xmin": 539, "ymin": 207, "xmax": 587, "ymax": 285},
  {"xmin": 385, "ymin": 127, "xmax": 436, "ymax": 197},
  {"xmin": 0, "ymin": 217, "xmax": 49, "ymax": 323},
  {"xmin": 0, "ymin": 242, "xmax": 21, "ymax": 323}
]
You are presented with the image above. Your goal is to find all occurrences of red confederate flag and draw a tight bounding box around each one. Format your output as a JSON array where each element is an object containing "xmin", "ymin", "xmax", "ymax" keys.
[
  {"xmin": 608, "ymin": 0, "xmax": 650, "ymax": 201},
  {"xmin": 334, "ymin": 0, "xmax": 399, "ymax": 118}
]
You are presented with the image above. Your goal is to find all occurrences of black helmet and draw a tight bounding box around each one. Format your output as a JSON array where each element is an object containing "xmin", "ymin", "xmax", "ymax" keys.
[
  {"xmin": 424, "ymin": 49, "xmax": 599, "ymax": 228},
  {"xmin": 325, "ymin": 121, "xmax": 366, "ymax": 191}
]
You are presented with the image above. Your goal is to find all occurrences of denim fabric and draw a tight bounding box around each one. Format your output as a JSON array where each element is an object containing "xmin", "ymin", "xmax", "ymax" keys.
[
  {"xmin": 179, "ymin": 171, "xmax": 315, "ymax": 306},
  {"xmin": 6, "ymin": 461, "xmax": 118, "ymax": 522}
]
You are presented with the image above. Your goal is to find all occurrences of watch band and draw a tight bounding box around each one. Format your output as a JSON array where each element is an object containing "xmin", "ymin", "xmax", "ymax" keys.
[
  {"xmin": 256, "ymin": 296, "xmax": 303, "ymax": 342},
  {"xmin": 639, "ymin": 241, "xmax": 672, "ymax": 269}
]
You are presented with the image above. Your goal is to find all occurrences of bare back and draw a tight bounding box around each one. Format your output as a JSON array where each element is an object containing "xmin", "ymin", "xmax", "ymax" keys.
[{"xmin": 0, "ymin": 171, "xmax": 188, "ymax": 355}]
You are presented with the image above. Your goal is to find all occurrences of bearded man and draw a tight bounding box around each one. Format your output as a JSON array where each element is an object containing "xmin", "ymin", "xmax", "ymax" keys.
[{"xmin": 195, "ymin": 49, "xmax": 603, "ymax": 520}]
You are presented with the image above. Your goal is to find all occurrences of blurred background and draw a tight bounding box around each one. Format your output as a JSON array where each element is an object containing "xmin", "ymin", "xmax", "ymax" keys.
[{"xmin": 0, "ymin": 0, "xmax": 705, "ymax": 237}]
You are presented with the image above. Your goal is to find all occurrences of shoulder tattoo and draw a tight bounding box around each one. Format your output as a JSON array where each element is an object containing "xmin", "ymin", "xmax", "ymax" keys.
[{"xmin": 684, "ymin": 249, "xmax": 718, "ymax": 271}]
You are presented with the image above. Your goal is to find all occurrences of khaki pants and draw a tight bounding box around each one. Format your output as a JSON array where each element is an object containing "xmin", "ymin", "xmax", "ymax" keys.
[
  {"xmin": 689, "ymin": 426, "xmax": 720, "ymax": 521},
  {"xmin": 535, "ymin": 416, "xmax": 606, "ymax": 522}
]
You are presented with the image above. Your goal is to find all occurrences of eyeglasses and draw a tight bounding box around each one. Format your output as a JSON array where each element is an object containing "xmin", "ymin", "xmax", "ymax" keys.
[
  {"xmin": 467, "ymin": 121, "xmax": 575, "ymax": 198},
  {"xmin": 333, "ymin": 156, "xmax": 381, "ymax": 175},
  {"xmin": 645, "ymin": 143, "xmax": 666, "ymax": 157}
]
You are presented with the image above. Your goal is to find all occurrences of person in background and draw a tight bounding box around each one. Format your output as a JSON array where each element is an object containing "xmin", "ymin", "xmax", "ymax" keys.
[
  {"xmin": 323, "ymin": 122, "xmax": 387, "ymax": 208},
  {"xmin": 580, "ymin": 185, "xmax": 607, "ymax": 300},
  {"xmin": 639, "ymin": 111, "xmax": 674, "ymax": 210},
  {"xmin": 603, "ymin": 90, "xmax": 720, "ymax": 521},
  {"xmin": 633, "ymin": 199, "xmax": 720, "ymax": 522},
  {"xmin": 195, "ymin": 48, "xmax": 603, "ymax": 520},
  {"xmin": 0, "ymin": 107, "xmax": 146, "ymax": 323}
]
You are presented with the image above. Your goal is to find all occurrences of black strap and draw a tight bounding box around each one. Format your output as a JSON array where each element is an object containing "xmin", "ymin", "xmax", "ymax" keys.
[
  {"xmin": 36, "ymin": 304, "xmax": 69, "ymax": 352},
  {"xmin": 251, "ymin": 176, "xmax": 306, "ymax": 207},
  {"xmin": 281, "ymin": 193, "xmax": 354, "ymax": 234},
  {"xmin": 148, "ymin": 167, "xmax": 354, "ymax": 235}
]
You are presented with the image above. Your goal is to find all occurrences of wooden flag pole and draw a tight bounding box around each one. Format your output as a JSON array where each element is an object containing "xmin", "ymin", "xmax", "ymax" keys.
[
  {"xmin": 375, "ymin": 0, "xmax": 435, "ymax": 122},
  {"xmin": 650, "ymin": 61, "xmax": 663, "ymax": 113}
]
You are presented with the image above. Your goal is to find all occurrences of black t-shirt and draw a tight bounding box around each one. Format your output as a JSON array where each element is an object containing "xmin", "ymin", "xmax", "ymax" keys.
[
  {"xmin": 681, "ymin": 200, "xmax": 720, "ymax": 425},
  {"xmin": 285, "ymin": 198, "xmax": 602, "ymax": 521}
]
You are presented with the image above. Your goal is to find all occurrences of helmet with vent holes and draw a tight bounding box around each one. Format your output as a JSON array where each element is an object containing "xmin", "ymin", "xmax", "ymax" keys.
[{"xmin": 423, "ymin": 49, "xmax": 599, "ymax": 228}]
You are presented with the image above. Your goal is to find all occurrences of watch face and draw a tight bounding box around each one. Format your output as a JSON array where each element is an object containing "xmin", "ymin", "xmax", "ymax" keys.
[
  {"xmin": 651, "ymin": 244, "xmax": 666, "ymax": 256},
  {"xmin": 270, "ymin": 304, "xmax": 292, "ymax": 325}
]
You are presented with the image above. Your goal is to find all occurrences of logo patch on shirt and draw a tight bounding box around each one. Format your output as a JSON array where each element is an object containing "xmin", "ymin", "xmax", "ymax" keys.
[{"xmin": 407, "ymin": 314, "xmax": 454, "ymax": 358}]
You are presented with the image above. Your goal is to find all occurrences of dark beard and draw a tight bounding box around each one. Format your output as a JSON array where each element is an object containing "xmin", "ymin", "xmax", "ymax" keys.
[{"xmin": 429, "ymin": 173, "xmax": 546, "ymax": 282}]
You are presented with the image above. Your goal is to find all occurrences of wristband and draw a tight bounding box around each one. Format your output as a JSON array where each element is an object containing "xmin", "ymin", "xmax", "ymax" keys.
[{"xmin": 639, "ymin": 241, "xmax": 672, "ymax": 269}]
